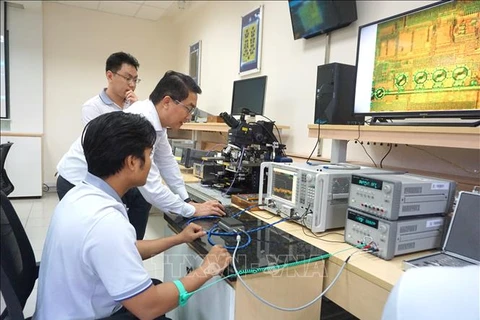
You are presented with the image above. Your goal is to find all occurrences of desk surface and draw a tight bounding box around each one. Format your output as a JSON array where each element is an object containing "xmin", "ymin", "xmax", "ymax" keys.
[
  {"xmin": 179, "ymin": 173, "xmax": 420, "ymax": 291},
  {"xmin": 164, "ymin": 209, "xmax": 327, "ymax": 277}
]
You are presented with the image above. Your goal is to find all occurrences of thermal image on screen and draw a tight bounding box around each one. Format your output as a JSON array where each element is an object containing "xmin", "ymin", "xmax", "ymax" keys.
[
  {"xmin": 273, "ymin": 170, "xmax": 295, "ymax": 202},
  {"xmin": 370, "ymin": 1, "xmax": 480, "ymax": 113}
]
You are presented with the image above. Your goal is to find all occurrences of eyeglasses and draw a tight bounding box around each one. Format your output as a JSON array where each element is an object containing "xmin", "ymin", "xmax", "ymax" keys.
[
  {"xmin": 113, "ymin": 72, "xmax": 141, "ymax": 85},
  {"xmin": 174, "ymin": 100, "xmax": 196, "ymax": 115}
]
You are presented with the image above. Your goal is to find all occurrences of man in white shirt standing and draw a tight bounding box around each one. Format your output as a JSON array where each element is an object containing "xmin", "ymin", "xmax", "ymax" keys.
[
  {"xmin": 82, "ymin": 51, "xmax": 140, "ymax": 124},
  {"xmin": 56, "ymin": 70, "xmax": 226, "ymax": 239},
  {"xmin": 57, "ymin": 52, "xmax": 147, "ymax": 240},
  {"xmin": 35, "ymin": 112, "xmax": 231, "ymax": 320}
]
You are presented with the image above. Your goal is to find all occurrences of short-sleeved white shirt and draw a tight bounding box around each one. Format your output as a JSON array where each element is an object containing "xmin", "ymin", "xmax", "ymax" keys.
[
  {"xmin": 81, "ymin": 89, "xmax": 129, "ymax": 125},
  {"xmin": 34, "ymin": 173, "xmax": 152, "ymax": 320}
]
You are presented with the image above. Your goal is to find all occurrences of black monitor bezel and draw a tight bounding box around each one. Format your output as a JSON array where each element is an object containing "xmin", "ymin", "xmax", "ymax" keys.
[
  {"xmin": 352, "ymin": 0, "xmax": 480, "ymax": 120},
  {"xmin": 288, "ymin": 0, "xmax": 358, "ymax": 40},
  {"xmin": 230, "ymin": 75, "xmax": 267, "ymax": 116}
]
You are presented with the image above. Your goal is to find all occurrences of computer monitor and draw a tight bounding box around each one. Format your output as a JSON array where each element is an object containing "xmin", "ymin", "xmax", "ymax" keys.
[
  {"xmin": 231, "ymin": 76, "xmax": 267, "ymax": 116},
  {"xmin": 353, "ymin": 0, "xmax": 480, "ymax": 125}
]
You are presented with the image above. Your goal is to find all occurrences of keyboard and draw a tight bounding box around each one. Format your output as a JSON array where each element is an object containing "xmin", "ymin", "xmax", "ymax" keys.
[{"xmin": 424, "ymin": 254, "xmax": 473, "ymax": 267}]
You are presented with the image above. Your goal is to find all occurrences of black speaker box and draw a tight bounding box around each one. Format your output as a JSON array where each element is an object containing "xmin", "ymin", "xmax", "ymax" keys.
[{"xmin": 314, "ymin": 63, "xmax": 364, "ymax": 125}]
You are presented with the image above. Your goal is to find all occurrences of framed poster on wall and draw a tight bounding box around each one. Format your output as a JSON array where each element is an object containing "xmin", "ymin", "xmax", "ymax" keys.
[
  {"xmin": 239, "ymin": 5, "xmax": 263, "ymax": 76},
  {"xmin": 189, "ymin": 40, "xmax": 201, "ymax": 85}
]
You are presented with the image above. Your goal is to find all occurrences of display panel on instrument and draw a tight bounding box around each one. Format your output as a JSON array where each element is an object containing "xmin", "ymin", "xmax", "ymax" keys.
[
  {"xmin": 351, "ymin": 175, "xmax": 383, "ymax": 190},
  {"xmin": 272, "ymin": 168, "xmax": 297, "ymax": 204},
  {"xmin": 348, "ymin": 211, "xmax": 379, "ymax": 229}
]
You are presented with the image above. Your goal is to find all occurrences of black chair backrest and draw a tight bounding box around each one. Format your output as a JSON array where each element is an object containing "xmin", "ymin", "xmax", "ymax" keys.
[
  {"xmin": 0, "ymin": 143, "xmax": 14, "ymax": 196},
  {"xmin": 0, "ymin": 191, "xmax": 38, "ymax": 319}
]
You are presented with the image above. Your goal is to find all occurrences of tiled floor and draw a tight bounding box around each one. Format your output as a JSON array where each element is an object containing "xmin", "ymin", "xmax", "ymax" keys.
[{"xmin": 10, "ymin": 192, "xmax": 167, "ymax": 318}]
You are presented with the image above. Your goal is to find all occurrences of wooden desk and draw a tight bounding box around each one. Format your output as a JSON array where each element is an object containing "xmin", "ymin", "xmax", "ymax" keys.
[
  {"xmin": 307, "ymin": 124, "xmax": 480, "ymax": 150},
  {"xmin": 307, "ymin": 124, "xmax": 480, "ymax": 164},
  {"xmin": 252, "ymin": 210, "xmax": 434, "ymax": 319},
  {"xmin": 163, "ymin": 193, "xmax": 326, "ymax": 320},
  {"xmin": 179, "ymin": 172, "xmax": 426, "ymax": 319}
]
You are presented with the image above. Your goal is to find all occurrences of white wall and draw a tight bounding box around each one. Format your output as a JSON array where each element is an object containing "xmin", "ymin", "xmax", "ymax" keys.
[
  {"xmin": 170, "ymin": 1, "xmax": 479, "ymax": 183},
  {"xmin": 171, "ymin": 1, "xmax": 435, "ymax": 153},
  {"xmin": 3, "ymin": 1, "xmax": 43, "ymax": 133},
  {"xmin": 3, "ymin": 1, "xmax": 478, "ymax": 188},
  {"xmin": 42, "ymin": 2, "xmax": 177, "ymax": 182}
]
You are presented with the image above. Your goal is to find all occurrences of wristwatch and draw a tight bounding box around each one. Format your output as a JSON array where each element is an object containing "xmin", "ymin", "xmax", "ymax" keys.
[{"xmin": 184, "ymin": 197, "xmax": 192, "ymax": 203}]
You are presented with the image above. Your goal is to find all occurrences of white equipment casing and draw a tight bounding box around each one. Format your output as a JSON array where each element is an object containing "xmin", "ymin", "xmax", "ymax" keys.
[{"xmin": 259, "ymin": 162, "xmax": 389, "ymax": 232}]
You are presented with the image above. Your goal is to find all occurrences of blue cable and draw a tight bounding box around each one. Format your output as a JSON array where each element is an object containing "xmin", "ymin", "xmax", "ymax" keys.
[
  {"xmin": 184, "ymin": 204, "xmax": 283, "ymax": 251},
  {"xmin": 207, "ymin": 226, "xmax": 252, "ymax": 250}
]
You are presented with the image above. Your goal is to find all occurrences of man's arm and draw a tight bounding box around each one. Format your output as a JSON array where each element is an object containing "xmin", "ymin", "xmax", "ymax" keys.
[
  {"xmin": 152, "ymin": 130, "xmax": 190, "ymax": 200},
  {"xmin": 151, "ymin": 130, "xmax": 226, "ymax": 216},
  {"xmin": 121, "ymin": 246, "xmax": 231, "ymax": 319},
  {"xmin": 138, "ymin": 150, "xmax": 196, "ymax": 217},
  {"xmin": 136, "ymin": 223, "xmax": 205, "ymax": 260}
]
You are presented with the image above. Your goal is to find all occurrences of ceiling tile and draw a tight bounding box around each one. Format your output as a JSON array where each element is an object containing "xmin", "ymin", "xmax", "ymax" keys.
[
  {"xmin": 56, "ymin": 1, "xmax": 100, "ymax": 11},
  {"xmin": 142, "ymin": 1, "xmax": 174, "ymax": 10},
  {"xmin": 135, "ymin": 5, "xmax": 166, "ymax": 21},
  {"xmin": 98, "ymin": 1, "xmax": 141, "ymax": 17}
]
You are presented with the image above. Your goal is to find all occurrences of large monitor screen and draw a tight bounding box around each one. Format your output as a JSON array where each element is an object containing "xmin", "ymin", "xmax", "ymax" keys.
[
  {"xmin": 353, "ymin": 0, "xmax": 480, "ymax": 121},
  {"xmin": 288, "ymin": 0, "xmax": 357, "ymax": 40},
  {"xmin": 272, "ymin": 167, "xmax": 297, "ymax": 204},
  {"xmin": 231, "ymin": 76, "xmax": 267, "ymax": 116}
]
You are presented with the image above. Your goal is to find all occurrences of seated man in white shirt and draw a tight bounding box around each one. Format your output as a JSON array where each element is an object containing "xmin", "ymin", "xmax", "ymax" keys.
[
  {"xmin": 381, "ymin": 265, "xmax": 480, "ymax": 320},
  {"xmin": 35, "ymin": 112, "xmax": 232, "ymax": 320},
  {"xmin": 56, "ymin": 70, "xmax": 226, "ymax": 240},
  {"xmin": 57, "ymin": 52, "xmax": 153, "ymax": 240}
]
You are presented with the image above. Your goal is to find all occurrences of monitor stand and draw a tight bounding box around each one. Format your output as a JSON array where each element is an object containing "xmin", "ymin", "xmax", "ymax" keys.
[{"xmin": 370, "ymin": 117, "xmax": 480, "ymax": 127}]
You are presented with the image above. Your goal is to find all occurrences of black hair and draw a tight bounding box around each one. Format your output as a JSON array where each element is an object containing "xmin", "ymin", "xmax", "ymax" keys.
[
  {"xmin": 149, "ymin": 70, "xmax": 202, "ymax": 105},
  {"xmin": 105, "ymin": 52, "xmax": 140, "ymax": 73},
  {"xmin": 82, "ymin": 112, "xmax": 156, "ymax": 179}
]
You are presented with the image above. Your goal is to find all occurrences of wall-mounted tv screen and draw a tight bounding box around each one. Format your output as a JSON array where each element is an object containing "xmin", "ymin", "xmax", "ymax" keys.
[
  {"xmin": 288, "ymin": 0, "xmax": 357, "ymax": 40},
  {"xmin": 353, "ymin": 0, "xmax": 480, "ymax": 126},
  {"xmin": 231, "ymin": 76, "xmax": 267, "ymax": 116}
]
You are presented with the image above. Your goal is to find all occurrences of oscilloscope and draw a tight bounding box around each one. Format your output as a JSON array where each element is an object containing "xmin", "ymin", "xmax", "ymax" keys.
[{"xmin": 258, "ymin": 162, "xmax": 387, "ymax": 232}]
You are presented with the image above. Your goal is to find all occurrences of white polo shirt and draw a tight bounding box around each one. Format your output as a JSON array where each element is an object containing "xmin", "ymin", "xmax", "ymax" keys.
[
  {"xmin": 81, "ymin": 89, "xmax": 130, "ymax": 125},
  {"xmin": 56, "ymin": 99, "xmax": 195, "ymax": 217},
  {"xmin": 34, "ymin": 173, "xmax": 152, "ymax": 320}
]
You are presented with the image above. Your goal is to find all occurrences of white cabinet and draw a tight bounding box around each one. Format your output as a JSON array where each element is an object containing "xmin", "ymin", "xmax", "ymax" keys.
[
  {"xmin": 163, "ymin": 226, "xmax": 235, "ymax": 320},
  {"xmin": 1, "ymin": 135, "xmax": 42, "ymax": 197}
]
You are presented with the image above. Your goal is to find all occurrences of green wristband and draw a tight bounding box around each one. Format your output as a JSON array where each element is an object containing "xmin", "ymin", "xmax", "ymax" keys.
[{"xmin": 173, "ymin": 280, "xmax": 191, "ymax": 306}]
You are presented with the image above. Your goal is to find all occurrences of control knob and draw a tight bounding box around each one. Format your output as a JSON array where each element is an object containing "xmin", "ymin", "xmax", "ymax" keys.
[
  {"xmin": 383, "ymin": 185, "xmax": 392, "ymax": 194},
  {"xmin": 378, "ymin": 225, "xmax": 387, "ymax": 234}
]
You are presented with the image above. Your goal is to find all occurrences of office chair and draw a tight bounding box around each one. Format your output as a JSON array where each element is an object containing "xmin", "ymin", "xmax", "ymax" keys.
[
  {"xmin": 0, "ymin": 142, "xmax": 15, "ymax": 196},
  {"xmin": 0, "ymin": 191, "xmax": 38, "ymax": 320}
]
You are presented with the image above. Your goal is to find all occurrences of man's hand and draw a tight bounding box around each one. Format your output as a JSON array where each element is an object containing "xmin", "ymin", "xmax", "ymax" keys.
[
  {"xmin": 125, "ymin": 90, "xmax": 138, "ymax": 105},
  {"xmin": 191, "ymin": 200, "xmax": 226, "ymax": 217},
  {"xmin": 178, "ymin": 222, "xmax": 206, "ymax": 243},
  {"xmin": 199, "ymin": 245, "xmax": 232, "ymax": 276}
]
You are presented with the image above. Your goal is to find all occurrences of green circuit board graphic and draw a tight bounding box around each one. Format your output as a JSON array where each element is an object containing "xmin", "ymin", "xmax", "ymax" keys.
[{"xmin": 370, "ymin": 1, "xmax": 480, "ymax": 112}]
